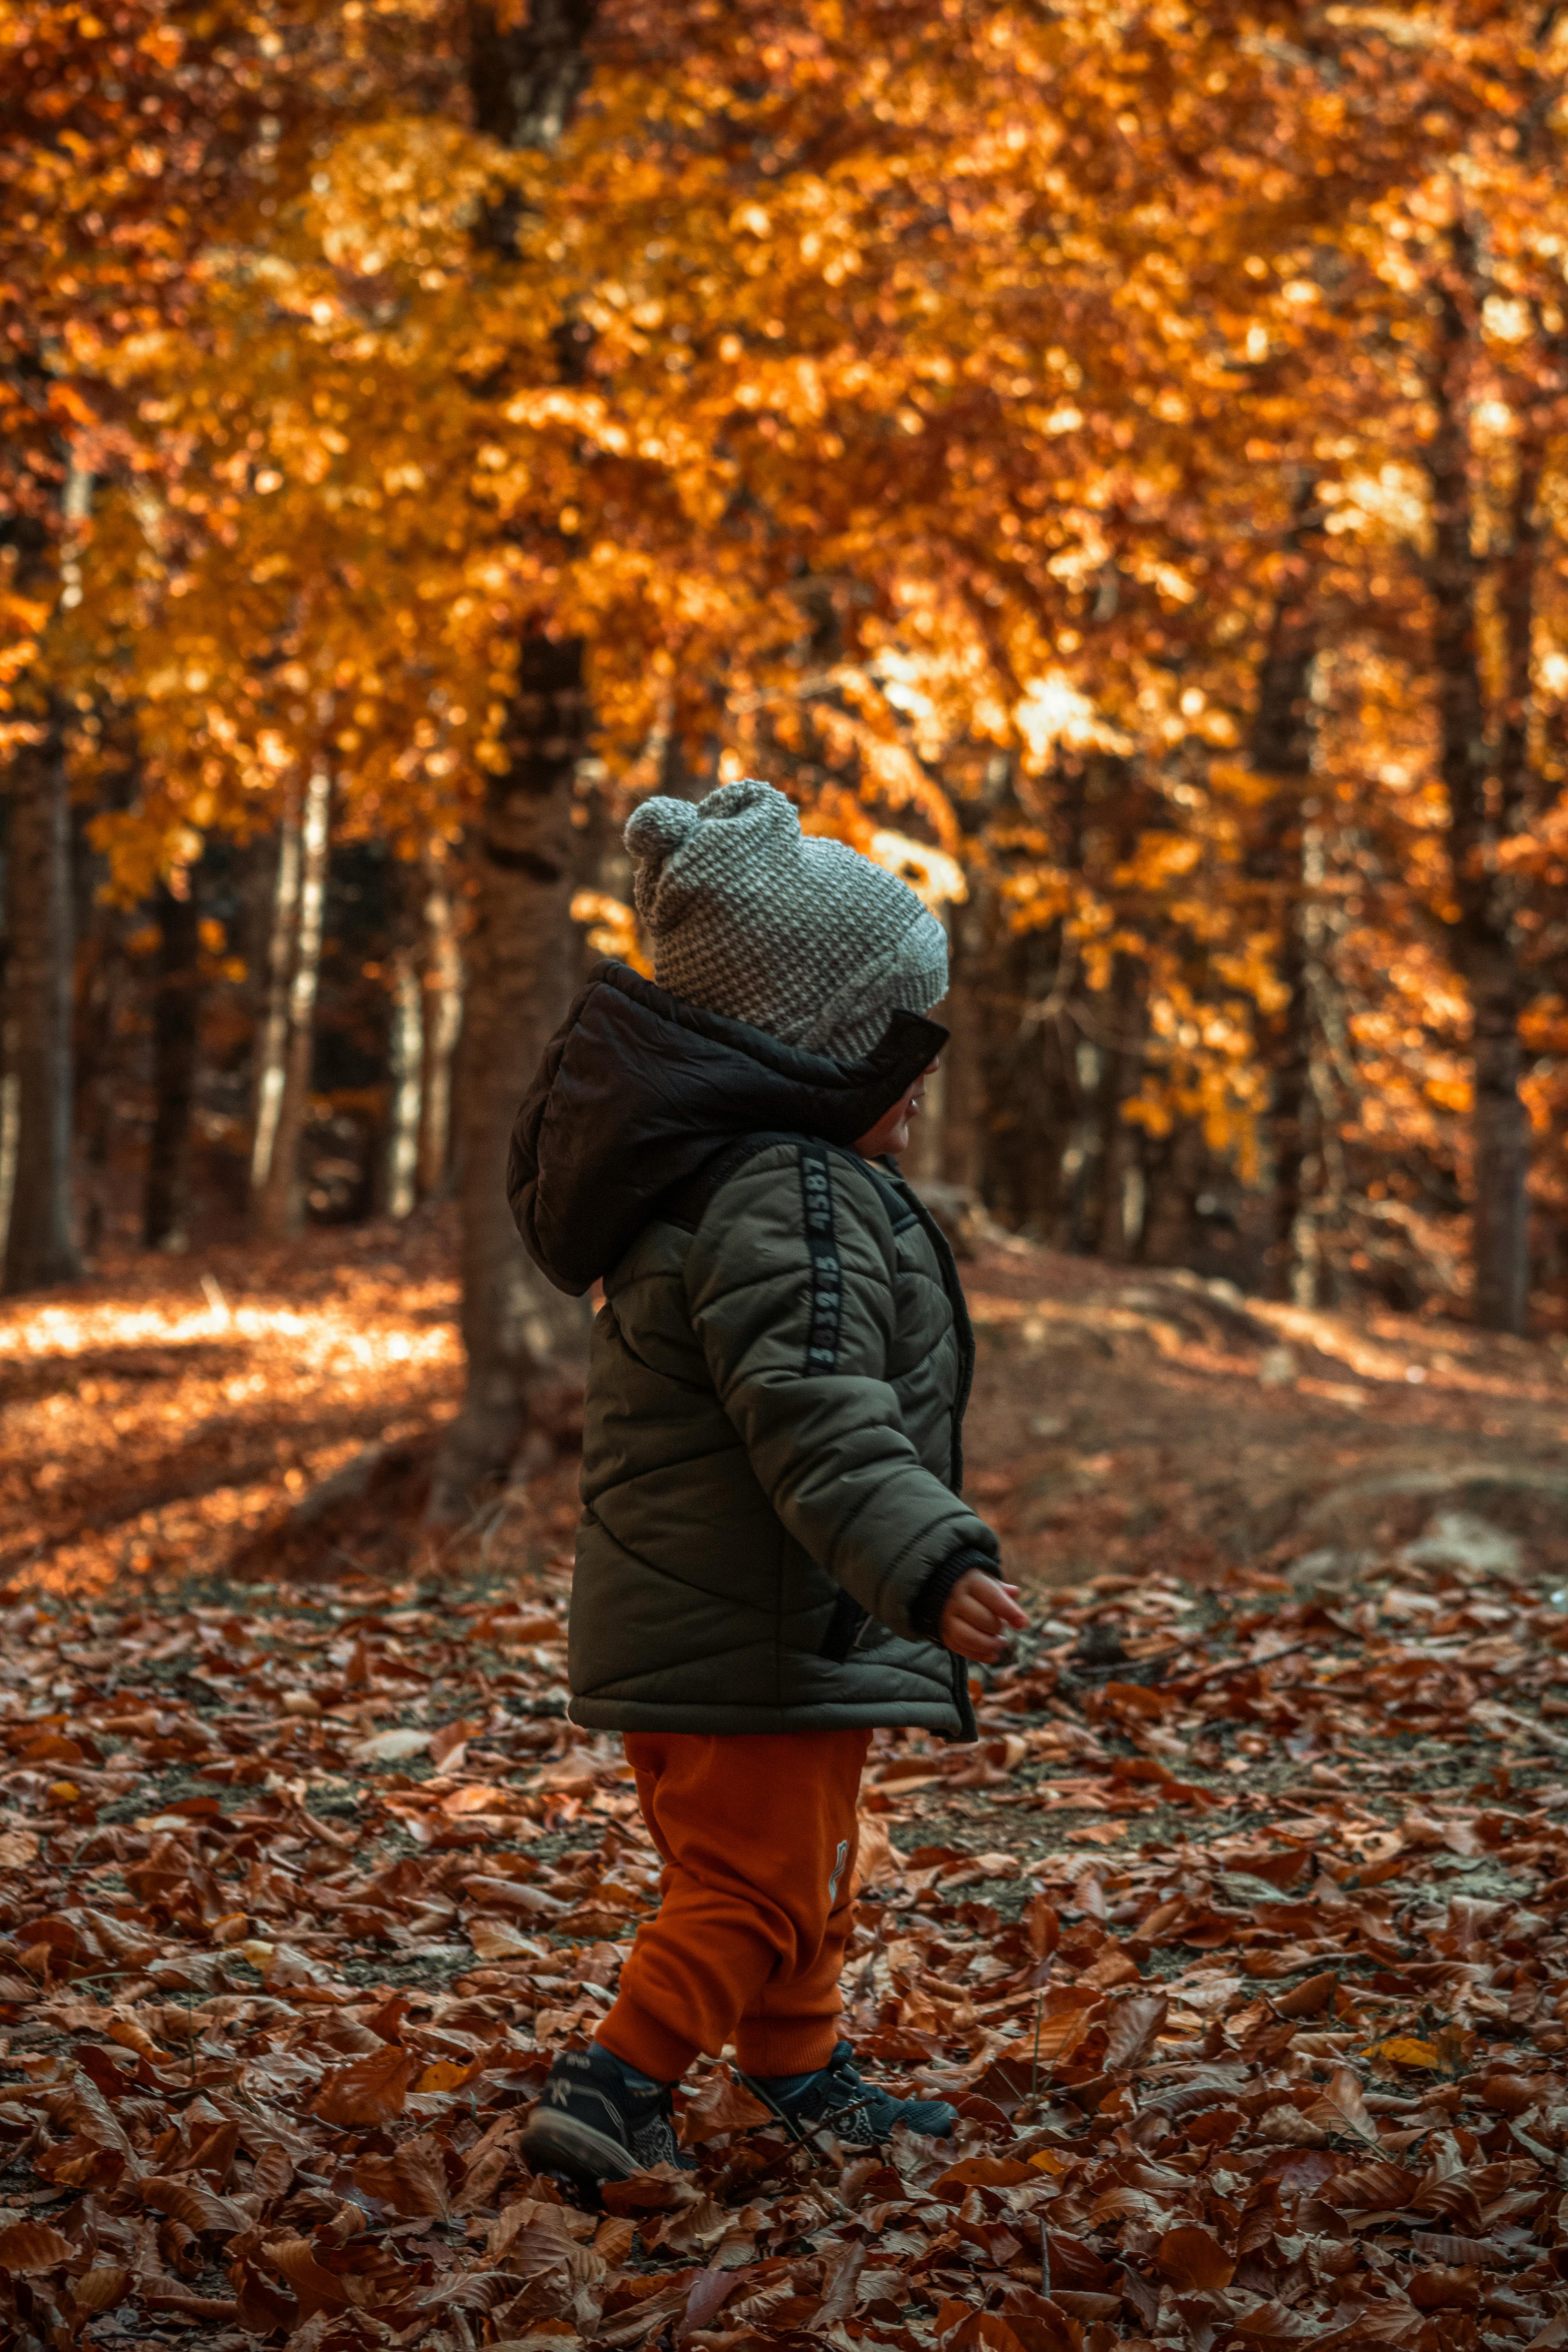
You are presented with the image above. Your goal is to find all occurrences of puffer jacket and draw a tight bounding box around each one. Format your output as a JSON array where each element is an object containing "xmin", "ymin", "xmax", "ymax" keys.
[{"xmin": 507, "ymin": 960, "xmax": 998, "ymax": 1740}]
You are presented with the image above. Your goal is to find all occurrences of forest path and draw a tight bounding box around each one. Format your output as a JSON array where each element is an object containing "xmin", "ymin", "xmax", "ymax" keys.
[{"xmin": 3, "ymin": 1212, "xmax": 1566, "ymax": 1598}]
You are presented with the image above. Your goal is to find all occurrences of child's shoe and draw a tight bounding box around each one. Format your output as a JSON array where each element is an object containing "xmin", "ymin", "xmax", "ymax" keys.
[
  {"xmin": 744, "ymin": 2040, "xmax": 956, "ymax": 2144},
  {"xmin": 522, "ymin": 2043, "xmax": 690, "ymax": 2190}
]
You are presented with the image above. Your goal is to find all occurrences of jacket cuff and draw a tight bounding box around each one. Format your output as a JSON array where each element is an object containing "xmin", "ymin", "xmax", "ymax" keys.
[{"xmin": 911, "ymin": 1546, "xmax": 996, "ymax": 1645}]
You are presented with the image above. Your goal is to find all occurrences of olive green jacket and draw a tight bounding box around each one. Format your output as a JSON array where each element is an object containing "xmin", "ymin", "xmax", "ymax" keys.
[{"xmin": 508, "ymin": 963, "xmax": 997, "ymax": 1739}]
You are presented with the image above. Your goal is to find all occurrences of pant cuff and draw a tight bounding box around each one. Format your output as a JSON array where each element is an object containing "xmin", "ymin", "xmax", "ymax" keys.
[
  {"xmin": 595, "ymin": 1995, "xmax": 697, "ymax": 2086},
  {"xmin": 733, "ymin": 2021, "xmax": 840, "ymax": 2080}
]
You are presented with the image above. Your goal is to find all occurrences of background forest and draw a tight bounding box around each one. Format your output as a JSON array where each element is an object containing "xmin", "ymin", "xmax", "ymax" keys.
[{"xmin": 6, "ymin": 0, "xmax": 1568, "ymax": 1517}]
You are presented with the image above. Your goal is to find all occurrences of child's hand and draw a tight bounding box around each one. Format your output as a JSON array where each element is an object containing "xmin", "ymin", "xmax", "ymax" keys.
[{"xmin": 941, "ymin": 1569, "xmax": 1028, "ymax": 1664}]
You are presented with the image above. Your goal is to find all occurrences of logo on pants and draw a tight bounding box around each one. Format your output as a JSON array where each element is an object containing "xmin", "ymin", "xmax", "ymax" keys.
[{"xmin": 828, "ymin": 1838, "xmax": 849, "ymax": 1904}]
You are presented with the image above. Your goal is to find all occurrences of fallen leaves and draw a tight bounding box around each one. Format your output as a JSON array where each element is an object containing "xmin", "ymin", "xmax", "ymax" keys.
[
  {"xmin": 311, "ymin": 2038, "xmax": 418, "ymax": 2123},
  {"xmin": 0, "ymin": 1546, "xmax": 1564, "ymax": 2351}
]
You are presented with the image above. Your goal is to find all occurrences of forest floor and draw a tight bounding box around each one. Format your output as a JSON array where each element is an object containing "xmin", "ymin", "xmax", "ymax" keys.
[
  {"xmin": 3, "ymin": 1221, "xmax": 1568, "ymax": 2347},
  {"xmin": 5, "ymin": 1206, "xmax": 1568, "ymax": 1602}
]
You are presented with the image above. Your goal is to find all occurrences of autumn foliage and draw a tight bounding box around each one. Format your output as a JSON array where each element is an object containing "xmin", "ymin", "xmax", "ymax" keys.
[{"xmin": 1, "ymin": 2, "xmax": 1568, "ymax": 1352}]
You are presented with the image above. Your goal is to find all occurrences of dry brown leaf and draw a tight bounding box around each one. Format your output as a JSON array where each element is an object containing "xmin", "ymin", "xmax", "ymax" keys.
[
  {"xmin": 1155, "ymin": 2222, "xmax": 1237, "ymax": 2292},
  {"xmin": 1103, "ymin": 1990, "xmax": 1168, "ymax": 2071},
  {"xmin": 310, "ymin": 2042, "xmax": 416, "ymax": 2126},
  {"xmin": 0, "ymin": 2218, "xmax": 73, "ymax": 2273},
  {"xmin": 678, "ymin": 2067, "xmax": 773, "ymax": 2145}
]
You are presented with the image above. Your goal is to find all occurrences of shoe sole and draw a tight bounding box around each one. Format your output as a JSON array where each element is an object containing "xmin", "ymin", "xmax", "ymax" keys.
[{"xmin": 521, "ymin": 2109, "xmax": 641, "ymax": 2194}]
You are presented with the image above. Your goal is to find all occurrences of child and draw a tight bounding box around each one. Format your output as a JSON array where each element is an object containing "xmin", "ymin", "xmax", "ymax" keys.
[{"xmin": 509, "ymin": 778, "xmax": 1025, "ymax": 2189}]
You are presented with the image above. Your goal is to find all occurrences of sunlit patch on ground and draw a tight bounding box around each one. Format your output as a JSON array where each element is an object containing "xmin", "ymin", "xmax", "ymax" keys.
[{"xmin": 0, "ymin": 1222, "xmax": 463, "ymax": 1598}]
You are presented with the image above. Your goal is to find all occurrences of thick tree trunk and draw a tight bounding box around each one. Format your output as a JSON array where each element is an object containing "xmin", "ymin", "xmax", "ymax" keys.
[
  {"xmin": 417, "ymin": 860, "xmax": 461, "ymax": 1200},
  {"xmin": 1426, "ymin": 243, "xmax": 1530, "ymax": 1334},
  {"xmin": 257, "ymin": 762, "xmax": 330, "ymax": 1240},
  {"xmin": 2, "ymin": 708, "xmax": 81, "ymax": 1292},
  {"xmin": 425, "ymin": 0, "xmax": 603, "ymax": 1520},
  {"xmin": 143, "ymin": 876, "xmax": 201, "ymax": 1251},
  {"xmin": 428, "ymin": 632, "xmax": 591, "ymax": 1521}
]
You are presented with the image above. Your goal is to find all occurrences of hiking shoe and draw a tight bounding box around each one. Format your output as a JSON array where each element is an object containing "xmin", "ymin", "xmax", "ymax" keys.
[
  {"xmin": 743, "ymin": 2040, "xmax": 956, "ymax": 2145},
  {"xmin": 522, "ymin": 2044, "xmax": 692, "ymax": 2192}
]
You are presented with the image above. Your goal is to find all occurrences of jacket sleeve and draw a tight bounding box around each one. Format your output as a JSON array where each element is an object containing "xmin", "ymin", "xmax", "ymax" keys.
[{"xmin": 682, "ymin": 1142, "xmax": 999, "ymax": 1641}]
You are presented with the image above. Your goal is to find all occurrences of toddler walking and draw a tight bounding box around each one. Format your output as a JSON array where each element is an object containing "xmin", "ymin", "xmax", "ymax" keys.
[{"xmin": 511, "ymin": 779, "xmax": 1025, "ymax": 2188}]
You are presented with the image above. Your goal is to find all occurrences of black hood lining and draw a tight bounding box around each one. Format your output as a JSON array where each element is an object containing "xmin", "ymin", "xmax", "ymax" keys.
[
  {"xmin": 508, "ymin": 960, "xmax": 949, "ymax": 1296},
  {"xmin": 599, "ymin": 961, "xmax": 947, "ymax": 1109}
]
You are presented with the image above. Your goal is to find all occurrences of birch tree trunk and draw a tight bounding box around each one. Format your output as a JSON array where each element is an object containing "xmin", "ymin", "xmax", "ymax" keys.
[
  {"xmin": 143, "ymin": 875, "xmax": 201, "ymax": 1251},
  {"xmin": 257, "ymin": 762, "xmax": 330, "ymax": 1240},
  {"xmin": 417, "ymin": 860, "xmax": 461, "ymax": 1200},
  {"xmin": 250, "ymin": 794, "xmax": 302, "ymax": 1206},
  {"xmin": 1247, "ymin": 544, "xmax": 1319, "ymax": 1303},
  {"xmin": 1096, "ymin": 954, "xmax": 1147, "ymax": 1261},
  {"xmin": 386, "ymin": 946, "xmax": 423, "ymax": 1219},
  {"xmin": 2, "ymin": 703, "xmax": 81, "ymax": 1293},
  {"xmin": 1425, "ymin": 237, "xmax": 1530, "ymax": 1334}
]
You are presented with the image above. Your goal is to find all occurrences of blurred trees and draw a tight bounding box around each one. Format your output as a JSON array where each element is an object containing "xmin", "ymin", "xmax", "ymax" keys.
[{"xmin": 5, "ymin": 0, "xmax": 1568, "ymax": 1476}]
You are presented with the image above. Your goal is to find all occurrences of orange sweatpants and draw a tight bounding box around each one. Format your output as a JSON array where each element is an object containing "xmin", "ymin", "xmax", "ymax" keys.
[{"xmin": 595, "ymin": 1728, "xmax": 871, "ymax": 2082}]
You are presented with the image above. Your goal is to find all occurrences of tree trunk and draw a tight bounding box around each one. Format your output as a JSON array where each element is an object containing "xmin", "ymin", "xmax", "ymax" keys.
[
  {"xmin": 1141, "ymin": 1120, "xmax": 1203, "ymax": 1267},
  {"xmin": 939, "ymin": 886, "xmax": 986, "ymax": 1193},
  {"xmin": 250, "ymin": 796, "xmax": 302, "ymax": 1204},
  {"xmin": 417, "ymin": 859, "xmax": 461, "ymax": 1199},
  {"xmin": 386, "ymin": 944, "xmax": 423, "ymax": 1219},
  {"xmin": 466, "ymin": 0, "xmax": 598, "ymax": 150},
  {"xmin": 426, "ymin": 0, "xmax": 603, "ymax": 1520},
  {"xmin": 76, "ymin": 880, "xmax": 123, "ymax": 1265},
  {"xmin": 143, "ymin": 875, "xmax": 201, "ymax": 1251},
  {"xmin": 428, "ymin": 632, "xmax": 591, "ymax": 1521},
  {"xmin": 1247, "ymin": 546, "xmax": 1319, "ymax": 1302},
  {"xmin": 1094, "ymin": 953, "xmax": 1147, "ymax": 1261},
  {"xmin": 2, "ymin": 706, "xmax": 81, "ymax": 1292},
  {"xmin": 1425, "ymin": 237, "xmax": 1530, "ymax": 1334},
  {"xmin": 257, "ymin": 761, "xmax": 330, "ymax": 1240},
  {"xmin": 1497, "ymin": 437, "xmax": 1543, "ymax": 839}
]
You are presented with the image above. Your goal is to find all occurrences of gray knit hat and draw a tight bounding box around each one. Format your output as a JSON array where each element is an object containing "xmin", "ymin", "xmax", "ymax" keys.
[{"xmin": 624, "ymin": 779, "xmax": 948, "ymax": 1063}]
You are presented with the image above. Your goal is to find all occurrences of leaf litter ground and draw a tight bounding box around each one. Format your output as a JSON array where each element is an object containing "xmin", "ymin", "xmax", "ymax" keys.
[{"xmin": 4, "ymin": 1226, "xmax": 1568, "ymax": 2350}]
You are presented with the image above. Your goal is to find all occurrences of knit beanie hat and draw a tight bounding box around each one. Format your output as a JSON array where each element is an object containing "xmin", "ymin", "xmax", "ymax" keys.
[{"xmin": 624, "ymin": 779, "xmax": 948, "ymax": 1063}]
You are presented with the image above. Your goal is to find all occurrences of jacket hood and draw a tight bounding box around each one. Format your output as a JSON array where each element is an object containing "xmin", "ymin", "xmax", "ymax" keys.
[{"xmin": 508, "ymin": 959, "xmax": 948, "ymax": 1295}]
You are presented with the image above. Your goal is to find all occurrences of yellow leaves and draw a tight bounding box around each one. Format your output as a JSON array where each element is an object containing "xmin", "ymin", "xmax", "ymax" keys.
[
  {"xmin": 306, "ymin": 119, "xmax": 499, "ymax": 278},
  {"xmin": 1364, "ymin": 2036, "xmax": 1442, "ymax": 2069},
  {"xmin": 415, "ymin": 2058, "xmax": 482, "ymax": 2094},
  {"xmin": 135, "ymin": 23, "xmax": 183, "ymax": 68},
  {"xmin": 867, "ymin": 831, "xmax": 967, "ymax": 911},
  {"xmin": 1208, "ymin": 760, "xmax": 1278, "ymax": 808},
  {"xmin": 1016, "ymin": 673, "xmax": 1127, "ymax": 769},
  {"xmin": 570, "ymin": 890, "xmax": 649, "ymax": 974},
  {"xmin": 1114, "ymin": 830, "xmax": 1201, "ymax": 893}
]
